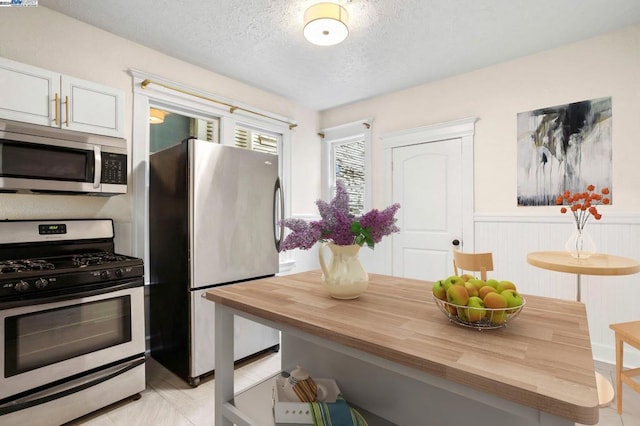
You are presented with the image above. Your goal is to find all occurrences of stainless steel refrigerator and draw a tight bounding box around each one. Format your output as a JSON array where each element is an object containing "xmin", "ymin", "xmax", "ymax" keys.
[{"xmin": 148, "ymin": 138, "xmax": 282, "ymax": 386}]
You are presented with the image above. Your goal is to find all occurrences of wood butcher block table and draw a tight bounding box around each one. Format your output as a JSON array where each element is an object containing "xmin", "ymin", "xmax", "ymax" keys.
[
  {"xmin": 527, "ymin": 251, "xmax": 640, "ymax": 407},
  {"xmin": 206, "ymin": 270, "xmax": 599, "ymax": 426}
]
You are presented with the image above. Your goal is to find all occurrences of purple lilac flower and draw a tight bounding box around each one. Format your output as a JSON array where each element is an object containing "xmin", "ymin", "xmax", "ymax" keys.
[
  {"xmin": 279, "ymin": 218, "xmax": 321, "ymax": 251},
  {"xmin": 315, "ymin": 180, "xmax": 354, "ymax": 241},
  {"xmin": 358, "ymin": 203, "xmax": 401, "ymax": 243},
  {"xmin": 315, "ymin": 199, "xmax": 336, "ymax": 235},
  {"xmin": 331, "ymin": 210, "xmax": 356, "ymax": 245},
  {"xmin": 330, "ymin": 180, "xmax": 350, "ymax": 217},
  {"xmin": 315, "ymin": 180, "xmax": 351, "ymax": 233},
  {"xmin": 278, "ymin": 180, "xmax": 401, "ymax": 252}
]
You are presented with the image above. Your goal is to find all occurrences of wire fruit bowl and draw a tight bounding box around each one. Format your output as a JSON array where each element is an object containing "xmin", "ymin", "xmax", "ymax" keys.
[{"xmin": 432, "ymin": 295, "xmax": 526, "ymax": 330}]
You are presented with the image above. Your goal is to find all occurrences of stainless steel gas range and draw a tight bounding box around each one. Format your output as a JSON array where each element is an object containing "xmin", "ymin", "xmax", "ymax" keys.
[{"xmin": 0, "ymin": 219, "xmax": 145, "ymax": 426}]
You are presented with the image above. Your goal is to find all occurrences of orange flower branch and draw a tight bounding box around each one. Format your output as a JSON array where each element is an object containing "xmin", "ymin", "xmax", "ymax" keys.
[{"xmin": 556, "ymin": 185, "xmax": 609, "ymax": 230}]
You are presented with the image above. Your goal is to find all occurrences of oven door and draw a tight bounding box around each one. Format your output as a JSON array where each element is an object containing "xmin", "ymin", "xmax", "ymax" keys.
[{"xmin": 0, "ymin": 281, "xmax": 145, "ymax": 400}]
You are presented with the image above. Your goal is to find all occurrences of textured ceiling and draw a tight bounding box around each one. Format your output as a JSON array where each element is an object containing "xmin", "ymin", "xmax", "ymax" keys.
[{"xmin": 40, "ymin": 0, "xmax": 640, "ymax": 111}]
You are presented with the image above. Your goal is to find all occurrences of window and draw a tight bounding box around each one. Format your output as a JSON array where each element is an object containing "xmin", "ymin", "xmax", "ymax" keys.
[
  {"xmin": 332, "ymin": 138, "xmax": 365, "ymax": 214},
  {"xmin": 234, "ymin": 126, "xmax": 279, "ymax": 155},
  {"xmin": 322, "ymin": 119, "xmax": 372, "ymax": 215}
]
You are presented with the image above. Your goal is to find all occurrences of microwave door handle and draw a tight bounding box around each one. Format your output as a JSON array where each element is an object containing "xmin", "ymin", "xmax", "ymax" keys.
[{"xmin": 93, "ymin": 146, "xmax": 101, "ymax": 189}]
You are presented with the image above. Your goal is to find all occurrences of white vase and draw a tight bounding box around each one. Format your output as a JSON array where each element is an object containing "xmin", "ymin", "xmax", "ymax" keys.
[
  {"xmin": 318, "ymin": 242, "xmax": 369, "ymax": 299},
  {"xmin": 564, "ymin": 227, "xmax": 596, "ymax": 260}
]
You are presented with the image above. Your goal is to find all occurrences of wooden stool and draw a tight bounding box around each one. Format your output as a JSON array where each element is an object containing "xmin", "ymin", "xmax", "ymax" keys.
[{"xmin": 609, "ymin": 321, "xmax": 640, "ymax": 414}]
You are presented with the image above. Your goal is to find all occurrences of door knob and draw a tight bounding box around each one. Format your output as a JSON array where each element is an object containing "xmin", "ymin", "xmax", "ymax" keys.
[{"xmin": 452, "ymin": 239, "xmax": 460, "ymax": 247}]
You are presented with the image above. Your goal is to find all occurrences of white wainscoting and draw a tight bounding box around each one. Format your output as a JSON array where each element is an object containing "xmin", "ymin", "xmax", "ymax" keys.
[{"xmin": 475, "ymin": 213, "xmax": 640, "ymax": 368}]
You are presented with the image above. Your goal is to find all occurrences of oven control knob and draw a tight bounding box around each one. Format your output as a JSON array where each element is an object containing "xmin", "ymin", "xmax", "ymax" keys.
[
  {"xmin": 115, "ymin": 268, "xmax": 124, "ymax": 278},
  {"xmin": 100, "ymin": 270, "xmax": 111, "ymax": 279},
  {"xmin": 15, "ymin": 280, "xmax": 29, "ymax": 291},
  {"xmin": 35, "ymin": 278, "xmax": 48, "ymax": 289}
]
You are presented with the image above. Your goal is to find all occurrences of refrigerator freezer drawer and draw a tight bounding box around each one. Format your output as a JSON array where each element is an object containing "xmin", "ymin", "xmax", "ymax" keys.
[{"xmin": 191, "ymin": 288, "xmax": 280, "ymax": 378}]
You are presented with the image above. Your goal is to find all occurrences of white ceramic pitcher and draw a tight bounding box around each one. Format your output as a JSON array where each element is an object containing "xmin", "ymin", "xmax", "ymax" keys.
[{"xmin": 318, "ymin": 242, "xmax": 369, "ymax": 299}]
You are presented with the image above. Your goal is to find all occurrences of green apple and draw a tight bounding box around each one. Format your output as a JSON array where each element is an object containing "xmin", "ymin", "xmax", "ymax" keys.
[
  {"xmin": 467, "ymin": 278, "xmax": 485, "ymax": 291},
  {"xmin": 478, "ymin": 285, "xmax": 497, "ymax": 300},
  {"xmin": 432, "ymin": 280, "xmax": 447, "ymax": 301},
  {"xmin": 458, "ymin": 296, "xmax": 486, "ymax": 322},
  {"xmin": 446, "ymin": 284, "xmax": 469, "ymax": 306},
  {"xmin": 490, "ymin": 310, "xmax": 509, "ymax": 325},
  {"xmin": 464, "ymin": 281, "xmax": 479, "ymax": 298},
  {"xmin": 443, "ymin": 275, "xmax": 464, "ymax": 291},
  {"xmin": 485, "ymin": 279, "xmax": 499, "ymax": 289},
  {"xmin": 501, "ymin": 289, "xmax": 524, "ymax": 313},
  {"xmin": 460, "ymin": 274, "xmax": 476, "ymax": 283},
  {"xmin": 496, "ymin": 280, "xmax": 517, "ymax": 293}
]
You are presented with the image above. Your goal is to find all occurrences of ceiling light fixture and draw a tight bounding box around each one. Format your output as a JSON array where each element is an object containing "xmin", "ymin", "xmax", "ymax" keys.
[
  {"xmin": 149, "ymin": 108, "xmax": 167, "ymax": 124},
  {"xmin": 303, "ymin": 2, "xmax": 349, "ymax": 46}
]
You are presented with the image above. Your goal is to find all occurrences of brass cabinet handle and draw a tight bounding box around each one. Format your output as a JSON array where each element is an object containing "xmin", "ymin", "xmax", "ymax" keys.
[
  {"xmin": 65, "ymin": 95, "xmax": 69, "ymax": 127},
  {"xmin": 54, "ymin": 93, "xmax": 59, "ymax": 125}
]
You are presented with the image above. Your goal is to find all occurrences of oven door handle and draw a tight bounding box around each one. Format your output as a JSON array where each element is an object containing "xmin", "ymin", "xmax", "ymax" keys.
[
  {"xmin": 0, "ymin": 280, "xmax": 142, "ymax": 310},
  {"xmin": 0, "ymin": 355, "xmax": 145, "ymax": 416}
]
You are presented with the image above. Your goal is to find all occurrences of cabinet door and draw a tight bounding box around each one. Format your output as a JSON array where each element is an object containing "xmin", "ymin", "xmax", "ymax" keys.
[
  {"xmin": 61, "ymin": 75, "xmax": 125, "ymax": 138},
  {"xmin": 0, "ymin": 57, "xmax": 60, "ymax": 127}
]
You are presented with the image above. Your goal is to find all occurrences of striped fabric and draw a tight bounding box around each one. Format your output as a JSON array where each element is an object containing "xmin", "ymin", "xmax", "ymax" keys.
[{"xmin": 309, "ymin": 395, "xmax": 368, "ymax": 426}]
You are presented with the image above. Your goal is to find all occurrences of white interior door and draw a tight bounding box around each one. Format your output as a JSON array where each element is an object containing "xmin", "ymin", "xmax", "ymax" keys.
[{"xmin": 392, "ymin": 139, "xmax": 462, "ymax": 281}]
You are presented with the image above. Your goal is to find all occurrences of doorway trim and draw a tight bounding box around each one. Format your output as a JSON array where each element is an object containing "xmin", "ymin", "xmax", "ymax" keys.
[{"xmin": 381, "ymin": 117, "xmax": 478, "ymax": 274}]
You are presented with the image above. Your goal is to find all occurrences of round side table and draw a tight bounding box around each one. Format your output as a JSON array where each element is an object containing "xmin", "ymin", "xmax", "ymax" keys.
[{"xmin": 526, "ymin": 251, "xmax": 640, "ymax": 302}]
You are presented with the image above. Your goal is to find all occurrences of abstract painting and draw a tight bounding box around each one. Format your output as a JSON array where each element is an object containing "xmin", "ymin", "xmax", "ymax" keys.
[{"xmin": 517, "ymin": 97, "xmax": 612, "ymax": 206}]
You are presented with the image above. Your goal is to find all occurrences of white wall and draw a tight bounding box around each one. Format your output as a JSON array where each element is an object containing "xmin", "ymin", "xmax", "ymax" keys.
[
  {"xmin": 321, "ymin": 25, "xmax": 640, "ymax": 366},
  {"xmin": 0, "ymin": 6, "xmax": 322, "ymax": 245},
  {"xmin": 322, "ymin": 24, "xmax": 640, "ymax": 213}
]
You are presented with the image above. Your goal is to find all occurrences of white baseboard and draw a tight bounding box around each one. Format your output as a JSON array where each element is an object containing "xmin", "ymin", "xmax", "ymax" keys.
[{"xmin": 592, "ymin": 341, "xmax": 640, "ymax": 369}]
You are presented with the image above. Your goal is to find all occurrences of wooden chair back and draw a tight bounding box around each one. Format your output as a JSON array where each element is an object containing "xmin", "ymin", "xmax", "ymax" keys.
[{"xmin": 452, "ymin": 250, "xmax": 494, "ymax": 281}]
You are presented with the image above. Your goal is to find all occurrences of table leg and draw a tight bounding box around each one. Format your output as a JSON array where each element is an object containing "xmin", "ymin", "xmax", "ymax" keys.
[
  {"xmin": 615, "ymin": 334, "xmax": 623, "ymax": 414},
  {"xmin": 576, "ymin": 273, "xmax": 582, "ymax": 302},
  {"xmin": 214, "ymin": 303, "xmax": 235, "ymax": 426}
]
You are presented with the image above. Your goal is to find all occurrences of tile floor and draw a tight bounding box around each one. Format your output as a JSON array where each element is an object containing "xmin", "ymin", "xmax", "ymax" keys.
[
  {"xmin": 67, "ymin": 355, "xmax": 639, "ymax": 426},
  {"xmin": 66, "ymin": 352, "xmax": 282, "ymax": 426}
]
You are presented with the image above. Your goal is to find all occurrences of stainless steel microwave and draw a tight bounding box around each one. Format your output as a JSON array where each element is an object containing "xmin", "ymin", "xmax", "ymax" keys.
[{"xmin": 0, "ymin": 119, "xmax": 127, "ymax": 195}]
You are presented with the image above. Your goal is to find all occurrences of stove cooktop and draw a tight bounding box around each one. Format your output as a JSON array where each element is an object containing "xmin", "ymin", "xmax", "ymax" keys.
[
  {"xmin": 0, "ymin": 252, "xmax": 144, "ymax": 299},
  {"xmin": 0, "ymin": 219, "xmax": 144, "ymax": 300},
  {"xmin": 0, "ymin": 252, "xmax": 141, "ymax": 273}
]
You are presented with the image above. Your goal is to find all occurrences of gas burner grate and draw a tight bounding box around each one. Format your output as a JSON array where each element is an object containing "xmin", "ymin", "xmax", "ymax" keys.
[
  {"xmin": 0, "ymin": 259, "xmax": 55, "ymax": 273},
  {"xmin": 72, "ymin": 252, "xmax": 129, "ymax": 266}
]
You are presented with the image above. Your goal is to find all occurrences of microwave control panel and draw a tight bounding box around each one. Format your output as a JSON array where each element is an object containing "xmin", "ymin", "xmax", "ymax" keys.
[{"xmin": 101, "ymin": 152, "xmax": 127, "ymax": 184}]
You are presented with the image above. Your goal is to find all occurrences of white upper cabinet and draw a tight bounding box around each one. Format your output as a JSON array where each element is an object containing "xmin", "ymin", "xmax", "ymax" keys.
[
  {"xmin": 0, "ymin": 57, "xmax": 125, "ymax": 138},
  {"xmin": 0, "ymin": 58, "xmax": 59, "ymax": 127},
  {"xmin": 61, "ymin": 75, "xmax": 124, "ymax": 137}
]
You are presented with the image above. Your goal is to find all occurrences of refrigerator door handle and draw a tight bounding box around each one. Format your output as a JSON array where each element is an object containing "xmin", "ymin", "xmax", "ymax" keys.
[{"xmin": 274, "ymin": 177, "xmax": 285, "ymax": 251}]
